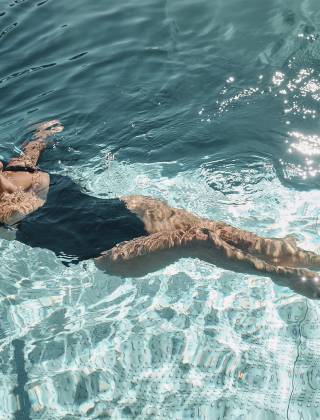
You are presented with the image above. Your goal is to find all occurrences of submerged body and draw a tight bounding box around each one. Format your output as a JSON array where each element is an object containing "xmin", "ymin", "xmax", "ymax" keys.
[
  {"xmin": 1, "ymin": 120, "xmax": 320, "ymax": 299},
  {"xmin": 17, "ymin": 174, "xmax": 147, "ymax": 264}
]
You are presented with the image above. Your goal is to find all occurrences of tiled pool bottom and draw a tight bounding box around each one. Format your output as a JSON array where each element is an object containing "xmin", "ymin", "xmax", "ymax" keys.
[{"xmin": 1, "ymin": 162, "xmax": 320, "ymax": 419}]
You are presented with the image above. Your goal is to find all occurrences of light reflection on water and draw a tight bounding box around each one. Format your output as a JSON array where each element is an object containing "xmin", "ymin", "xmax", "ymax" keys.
[{"xmin": 1, "ymin": 160, "xmax": 320, "ymax": 418}]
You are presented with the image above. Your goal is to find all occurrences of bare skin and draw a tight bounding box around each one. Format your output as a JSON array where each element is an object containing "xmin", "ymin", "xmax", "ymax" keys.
[
  {"xmin": 0, "ymin": 120, "xmax": 62, "ymax": 224},
  {"xmin": 96, "ymin": 196, "xmax": 320, "ymax": 298},
  {"xmin": 1, "ymin": 121, "xmax": 320, "ymax": 298}
]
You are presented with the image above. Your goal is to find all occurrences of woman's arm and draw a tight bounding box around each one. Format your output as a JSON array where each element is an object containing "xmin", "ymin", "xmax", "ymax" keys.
[{"xmin": 7, "ymin": 120, "xmax": 63, "ymax": 169}]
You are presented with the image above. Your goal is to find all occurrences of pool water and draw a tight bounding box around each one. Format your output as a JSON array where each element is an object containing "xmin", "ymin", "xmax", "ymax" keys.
[{"xmin": 1, "ymin": 0, "xmax": 320, "ymax": 418}]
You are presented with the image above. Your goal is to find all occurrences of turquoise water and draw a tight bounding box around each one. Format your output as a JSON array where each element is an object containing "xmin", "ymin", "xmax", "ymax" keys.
[{"xmin": 1, "ymin": 0, "xmax": 320, "ymax": 418}]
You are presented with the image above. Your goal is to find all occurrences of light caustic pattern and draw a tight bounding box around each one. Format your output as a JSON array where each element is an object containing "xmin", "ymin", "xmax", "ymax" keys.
[{"xmin": 1, "ymin": 160, "xmax": 320, "ymax": 419}]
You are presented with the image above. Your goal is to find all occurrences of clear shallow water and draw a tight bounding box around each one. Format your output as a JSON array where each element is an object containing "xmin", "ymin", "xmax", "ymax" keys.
[{"xmin": 1, "ymin": 0, "xmax": 320, "ymax": 418}]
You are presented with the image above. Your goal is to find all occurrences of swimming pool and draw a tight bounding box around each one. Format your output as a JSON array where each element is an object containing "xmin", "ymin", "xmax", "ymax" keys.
[{"xmin": 1, "ymin": 0, "xmax": 320, "ymax": 418}]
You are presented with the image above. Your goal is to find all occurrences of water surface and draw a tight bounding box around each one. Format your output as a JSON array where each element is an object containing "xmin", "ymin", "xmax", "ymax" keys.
[{"xmin": 1, "ymin": 0, "xmax": 320, "ymax": 418}]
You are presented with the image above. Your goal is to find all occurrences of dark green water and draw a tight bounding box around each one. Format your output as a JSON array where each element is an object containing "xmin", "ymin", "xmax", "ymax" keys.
[
  {"xmin": 1, "ymin": 0, "xmax": 319, "ymax": 183},
  {"xmin": 1, "ymin": 0, "xmax": 320, "ymax": 418}
]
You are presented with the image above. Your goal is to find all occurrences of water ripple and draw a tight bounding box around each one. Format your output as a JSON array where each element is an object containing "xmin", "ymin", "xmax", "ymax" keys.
[{"xmin": 1, "ymin": 0, "xmax": 320, "ymax": 417}]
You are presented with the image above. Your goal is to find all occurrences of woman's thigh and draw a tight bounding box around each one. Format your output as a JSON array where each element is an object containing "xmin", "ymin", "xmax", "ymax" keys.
[{"xmin": 121, "ymin": 195, "xmax": 204, "ymax": 234}]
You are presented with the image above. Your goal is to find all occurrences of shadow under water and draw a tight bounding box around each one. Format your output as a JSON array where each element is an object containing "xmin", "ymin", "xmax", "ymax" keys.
[
  {"xmin": 96, "ymin": 245, "xmax": 320, "ymax": 300},
  {"xmin": 12, "ymin": 339, "xmax": 31, "ymax": 420}
]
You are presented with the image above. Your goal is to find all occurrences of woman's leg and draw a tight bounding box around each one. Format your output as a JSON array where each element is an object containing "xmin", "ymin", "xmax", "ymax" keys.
[
  {"xmin": 7, "ymin": 120, "xmax": 63, "ymax": 169},
  {"xmin": 96, "ymin": 226, "xmax": 317, "ymax": 280},
  {"xmin": 121, "ymin": 195, "xmax": 216, "ymax": 233},
  {"xmin": 122, "ymin": 195, "xmax": 320, "ymax": 270},
  {"xmin": 95, "ymin": 226, "xmax": 320, "ymax": 298},
  {"xmin": 208, "ymin": 223, "xmax": 320, "ymax": 270},
  {"xmin": 96, "ymin": 227, "xmax": 210, "ymax": 262}
]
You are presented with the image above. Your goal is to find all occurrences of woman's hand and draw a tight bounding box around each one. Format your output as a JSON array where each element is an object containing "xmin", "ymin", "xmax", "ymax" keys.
[{"xmin": 34, "ymin": 119, "xmax": 64, "ymax": 141}]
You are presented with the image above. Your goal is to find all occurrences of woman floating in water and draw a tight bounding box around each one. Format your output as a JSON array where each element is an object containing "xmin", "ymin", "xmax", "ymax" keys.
[{"xmin": 1, "ymin": 120, "xmax": 320, "ymax": 298}]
